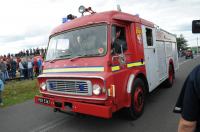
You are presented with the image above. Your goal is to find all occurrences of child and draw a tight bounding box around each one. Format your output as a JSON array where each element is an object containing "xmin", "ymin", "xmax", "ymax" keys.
[{"xmin": 0, "ymin": 79, "xmax": 4, "ymax": 106}]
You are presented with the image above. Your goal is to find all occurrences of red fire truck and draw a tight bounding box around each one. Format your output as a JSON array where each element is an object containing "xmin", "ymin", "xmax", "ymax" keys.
[{"xmin": 35, "ymin": 6, "xmax": 179, "ymax": 119}]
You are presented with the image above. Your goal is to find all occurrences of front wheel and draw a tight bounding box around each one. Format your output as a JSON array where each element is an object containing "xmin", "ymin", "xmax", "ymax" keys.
[{"xmin": 127, "ymin": 78, "xmax": 146, "ymax": 120}]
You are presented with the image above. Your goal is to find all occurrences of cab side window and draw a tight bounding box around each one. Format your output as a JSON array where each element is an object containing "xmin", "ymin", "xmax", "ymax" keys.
[
  {"xmin": 111, "ymin": 25, "xmax": 127, "ymax": 54},
  {"xmin": 146, "ymin": 28, "xmax": 153, "ymax": 46}
]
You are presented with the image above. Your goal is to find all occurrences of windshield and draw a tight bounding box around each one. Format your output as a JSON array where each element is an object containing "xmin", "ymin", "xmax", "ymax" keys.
[{"xmin": 45, "ymin": 25, "xmax": 107, "ymax": 61}]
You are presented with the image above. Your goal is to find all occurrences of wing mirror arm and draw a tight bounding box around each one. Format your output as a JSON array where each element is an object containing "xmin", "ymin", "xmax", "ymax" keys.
[{"xmin": 112, "ymin": 55, "xmax": 119, "ymax": 62}]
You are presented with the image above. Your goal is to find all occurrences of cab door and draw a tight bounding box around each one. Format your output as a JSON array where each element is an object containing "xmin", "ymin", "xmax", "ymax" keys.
[
  {"xmin": 142, "ymin": 26, "xmax": 159, "ymax": 91},
  {"xmin": 110, "ymin": 24, "xmax": 131, "ymax": 105}
]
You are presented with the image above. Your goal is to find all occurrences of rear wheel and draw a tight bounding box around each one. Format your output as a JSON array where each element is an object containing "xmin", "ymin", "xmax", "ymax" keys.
[
  {"xmin": 127, "ymin": 78, "xmax": 146, "ymax": 120},
  {"xmin": 165, "ymin": 64, "xmax": 174, "ymax": 87}
]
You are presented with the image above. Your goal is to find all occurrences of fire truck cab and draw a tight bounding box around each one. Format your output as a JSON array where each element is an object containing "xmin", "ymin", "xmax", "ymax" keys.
[{"xmin": 35, "ymin": 9, "xmax": 178, "ymax": 119}]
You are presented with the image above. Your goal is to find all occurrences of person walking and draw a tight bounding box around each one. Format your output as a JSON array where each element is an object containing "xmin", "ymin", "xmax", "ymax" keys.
[
  {"xmin": 0, "ymin": 79, "xmax": 4, "ymax": 106},
  {"xmin": 174, "ymin": 65, "xmax": 200, "ymax": 132}
]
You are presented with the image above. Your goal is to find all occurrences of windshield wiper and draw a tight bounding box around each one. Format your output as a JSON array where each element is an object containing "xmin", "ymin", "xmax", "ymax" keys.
[
  {"xmin": 48, "ymin": 54, "xmax": 72, "ymax": 63},
  {"xmin": 69, "ymin": 54, "xmax": 84, "ymax": 61},
  {"xmin": 59, "ymin": 54, "xmax": 72, "ymax": 58},
  {"xmin": 49, "ymin": 58, "xmax": 58, "ymax": 63}
]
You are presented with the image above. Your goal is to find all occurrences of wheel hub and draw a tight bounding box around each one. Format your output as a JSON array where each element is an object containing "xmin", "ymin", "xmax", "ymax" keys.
[{"xmin": 134, "ymin": 87, "xmax": 144, "ymax": 112}]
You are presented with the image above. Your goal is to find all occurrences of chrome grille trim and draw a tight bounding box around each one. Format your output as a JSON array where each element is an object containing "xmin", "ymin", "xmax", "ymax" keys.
[{"xmin": 46, "ymin": 79, "xmax": 92, "ymax": 96}]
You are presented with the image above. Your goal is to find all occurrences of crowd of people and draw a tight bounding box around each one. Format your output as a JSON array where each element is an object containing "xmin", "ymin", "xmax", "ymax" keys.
[{"xmin": 0, "ymin": 48, "xmax": 45, "ymax": 83}]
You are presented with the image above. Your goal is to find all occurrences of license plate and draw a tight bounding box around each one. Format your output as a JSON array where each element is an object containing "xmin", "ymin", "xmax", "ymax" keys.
[{"xmin": 37, "ymin": 98, "xmax": 51, "ymax": 105}]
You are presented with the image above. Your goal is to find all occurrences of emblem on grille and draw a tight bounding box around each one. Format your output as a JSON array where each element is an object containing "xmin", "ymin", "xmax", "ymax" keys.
[
  {"xmin": 79, "ymin": 84, "xmax": 84, "ymax": 91},
  {"xmin": 49, "ymin": 82, "xmax": 56, "ymax": 89}
]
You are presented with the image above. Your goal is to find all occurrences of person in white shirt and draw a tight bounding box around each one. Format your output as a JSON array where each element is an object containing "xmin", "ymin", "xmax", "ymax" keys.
[
  {"xmin": 19, "ymin": 59, "xmax": 24, "ymax": 80},
  {"xmin": 27, "ymin": 57, "xmax": 33, "ymax": 80}
]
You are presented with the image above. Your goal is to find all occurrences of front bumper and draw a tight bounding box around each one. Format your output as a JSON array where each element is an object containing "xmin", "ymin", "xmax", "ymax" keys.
[{"xmin": 35, "ymin": 95, "xmax": 112, "ymax": 119}]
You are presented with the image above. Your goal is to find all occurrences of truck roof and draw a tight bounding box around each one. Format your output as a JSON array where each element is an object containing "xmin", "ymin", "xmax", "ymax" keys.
[{"xmin": 50, "ymin": 10, "xmax": 154, "ymax": 36}]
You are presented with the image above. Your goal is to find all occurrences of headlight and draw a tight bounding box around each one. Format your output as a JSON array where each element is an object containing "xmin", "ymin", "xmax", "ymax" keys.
[
  {"xmin": 40, "ymin": 82, "xmax": 47, "ymax": 91},
  {"xmin": 93, "ymin": 84, "xmax": 101, "ymax": 95}
]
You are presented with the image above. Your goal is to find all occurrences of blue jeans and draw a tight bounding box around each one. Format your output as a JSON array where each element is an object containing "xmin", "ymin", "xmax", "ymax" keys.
[
  {"xmin": 5, "ymin": 71, "xmax": 9, "ymax": 80},
  {"xmin": 11, "ymin": 69, "xmax": 16, "ymax": 79},
  {"xmin": 0, "ymin": 72, "xmax": 5, "ymax": 83},
  {"xmin": 19, "ymin": 69, "xmax": 24, "ymax": 80},
  {"xmin": 28, "ymin": 68, "xmax": 33, "ymax": 79}
]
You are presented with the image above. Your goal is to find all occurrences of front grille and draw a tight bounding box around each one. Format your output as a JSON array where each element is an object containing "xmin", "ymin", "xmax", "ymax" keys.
[{"xmin": 46, "ymin": 79, "xmax": 92, "ymax": 96}]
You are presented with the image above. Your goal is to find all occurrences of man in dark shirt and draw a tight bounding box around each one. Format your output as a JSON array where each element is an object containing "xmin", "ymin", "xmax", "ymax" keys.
[
  {"xmin": 10, "ymin": 58, "xmax": 17, "ymax": 79},
  {"xmin": 174, "ymin": 65, "xmax": 200, "ymax": 132},
  {"xmin": 112, "ymin": 29, "xmax": 127, "ymax": 54}
]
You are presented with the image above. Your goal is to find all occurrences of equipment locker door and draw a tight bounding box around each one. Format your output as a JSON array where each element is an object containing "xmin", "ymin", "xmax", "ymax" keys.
[{"xmin": 142, "ymin": 26, "xmax": 159, "ymax": 91}]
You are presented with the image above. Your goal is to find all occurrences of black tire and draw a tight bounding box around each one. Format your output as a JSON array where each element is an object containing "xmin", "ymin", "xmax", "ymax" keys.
[
  {"xmin": 165, "ymin": 64, "xmax": 174, "ymax": 87},
  {"xmin": 126, "ymin": 78, "xmax": 146, "ymax": 120}
]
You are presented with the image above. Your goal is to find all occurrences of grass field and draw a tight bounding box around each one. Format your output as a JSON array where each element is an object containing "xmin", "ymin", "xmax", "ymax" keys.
[{"xmin": 1, "ymin": 79, "xmax": 40, "ymax": 107}]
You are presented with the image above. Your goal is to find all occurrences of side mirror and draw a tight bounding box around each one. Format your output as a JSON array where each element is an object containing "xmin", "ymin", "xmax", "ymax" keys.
[
  {"xmin": 112, "ymin": 39, "xmax": 127, "ymax": 54},
  {"xmin": 192, "ymin": 20, "xmax": 200, "ymax": 33},
  {"xmin": 111, "ymin": 53, "xmax": 126, "ymax": 66}
]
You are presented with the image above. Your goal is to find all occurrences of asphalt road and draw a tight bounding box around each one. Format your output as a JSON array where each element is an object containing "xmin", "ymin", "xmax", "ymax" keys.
[{"xmin": 0, "ymin": 56, "xmax": 200, "ymax": 132}]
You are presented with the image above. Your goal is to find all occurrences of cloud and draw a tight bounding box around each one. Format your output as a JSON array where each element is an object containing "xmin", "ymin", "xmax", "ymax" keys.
[
  {"xmin": 175, "ymin": 23, "xmax": 192, "ymax": 32},
  {"xmin": 0, "ymin": 25, "xmax": 50, "ymax": 43},
  {"xmin": 0, "ymin": 35, "xmax": 24, "ymax": 43},
  {"xmin": 0, "ymin": 35, "xmax": 48, "ymax": 55}
]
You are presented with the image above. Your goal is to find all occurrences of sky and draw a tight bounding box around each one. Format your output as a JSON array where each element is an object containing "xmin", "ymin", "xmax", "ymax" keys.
[{"xmin": 0, "ymin": 0, "xmax": 199, "ymax": 55}]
